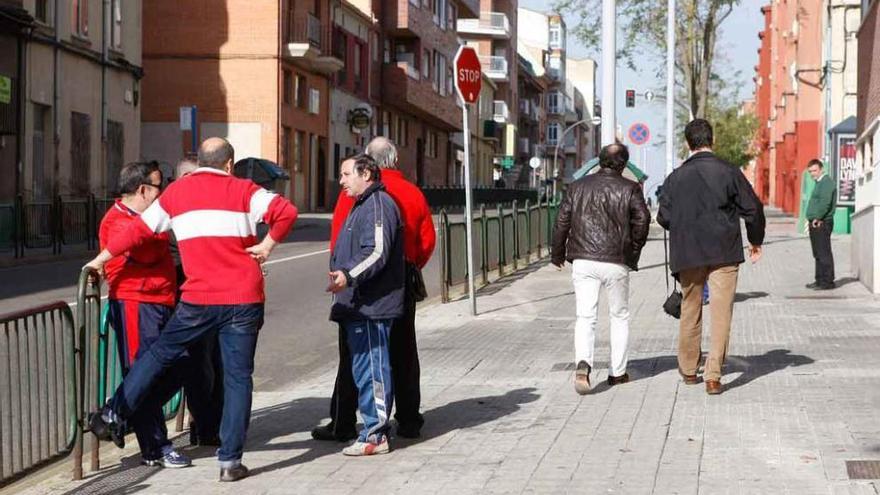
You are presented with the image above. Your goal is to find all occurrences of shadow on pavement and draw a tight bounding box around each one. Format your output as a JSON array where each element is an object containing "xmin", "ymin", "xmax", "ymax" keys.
[
  {"xmin": 620, "ymin": 349, "xmax": 814, "ymax": 393},
  {"xmin": 734, "ymin": 291, "xmax": 769, "ymax": 302},
  {"xmin": 395, "ymin": 387, "xmax": 540, "ymax": 450},
  {"xmin": 62, "ymin": 397, "xmax": 335, "ymax": 493}
]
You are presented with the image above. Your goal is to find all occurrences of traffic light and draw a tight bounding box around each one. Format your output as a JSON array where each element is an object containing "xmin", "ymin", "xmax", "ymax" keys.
[{"xmin": 625, "ymin": 89, "xmax": 636, "ymax": 108}]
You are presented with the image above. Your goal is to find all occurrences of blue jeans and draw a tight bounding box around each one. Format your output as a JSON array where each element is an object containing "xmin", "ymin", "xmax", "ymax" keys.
[
  {"xmin": 344, "ymin": 319, "xmax": 394, "ymax": 444},
  {"xmin": 107, "ymin": 300, "xmax": 177, "ymax": 460},
  {"xmin": 109, "ymin": 302, "xmax": 264, "ymax": 466}
]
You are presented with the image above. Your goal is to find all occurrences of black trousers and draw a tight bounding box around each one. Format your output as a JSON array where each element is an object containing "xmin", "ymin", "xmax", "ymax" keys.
[
  {"xmin": 328, "ymin": 291, "xmax": 423, "ymax": 432},
  {"xmin": 183, "ymin": 332, "xmax": 224, "ymax": 440},
  {"xmin": 809, "ymin": 220, "xmax": 835, "ymax": 286}
]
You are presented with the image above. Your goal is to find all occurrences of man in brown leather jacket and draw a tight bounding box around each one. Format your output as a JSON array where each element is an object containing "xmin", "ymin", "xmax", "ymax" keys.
[{"xmin": 551, "ymin": 143, "xmax": 650, "ymax": 395}]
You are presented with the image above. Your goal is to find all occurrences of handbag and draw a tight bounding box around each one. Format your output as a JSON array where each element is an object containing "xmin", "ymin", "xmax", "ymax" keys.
[
  {"xmin": 406, "ymin": 263, "xmax": 428, "ymax": 302},
  {"xmin": 662, "ymin": 229, "xmax": 682, "ymax": 319}
]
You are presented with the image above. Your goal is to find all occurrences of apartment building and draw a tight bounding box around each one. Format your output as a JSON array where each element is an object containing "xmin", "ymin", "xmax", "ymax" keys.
[
  {"xmin": 141, "ymin": 0, "xmax": 341, "ymax": 211},
  {"xmin": 5, "ymin": 0, "xmax": 143, "ymax": 203},
  {"xmin": 516, "ymin": 54, "xmax": 548, "ymax": 188},
  {"xmin": 852, "ymin": 0, "xmax": 880, "ymax": 292},
  {"xmin": 457, "ymin": 0, "xmax": 518, "ymax": 184}
]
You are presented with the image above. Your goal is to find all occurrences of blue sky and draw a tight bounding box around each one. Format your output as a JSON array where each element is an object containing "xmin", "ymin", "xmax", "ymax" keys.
[{"xmin": 518, "ymin": 0, "xmax": 765, "ymax": 190}]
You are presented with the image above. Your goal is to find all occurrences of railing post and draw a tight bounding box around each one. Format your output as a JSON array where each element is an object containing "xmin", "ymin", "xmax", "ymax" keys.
[
  {"xmin": 524, "ymin": 199, "xmax": 531, "ymax": 264},
  {"xmin": 511, "ymin": 200, "xmax": 519, "ymax": 270},
  {"xmin": 480, "ymin": 204, "xmax": 488, "ymax": 285},
  {"xmin": 439, "ymin": 209, "xmax": 449, "ymax": 303},
  {"xmin": 545, "ymin": 195, "xmax": 552, "ymax": 257},
  {"xmin": 496, "ymin": 203, "xmax": 504, "ymax": 277}
]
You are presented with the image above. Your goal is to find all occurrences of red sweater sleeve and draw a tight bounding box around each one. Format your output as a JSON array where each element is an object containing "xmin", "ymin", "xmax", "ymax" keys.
[
  {"xmin": 330, "ymin": 190, "xmax": 354, "ymax": 252},
  {"xmin": 105, "ymin": 218, "xmax": 156, "ymax": 257},
  {"xmin": 265, "ymin": 195, "xmax": 298, "ymax": 242},
  {"xmin": 416, "ymin": 203, "xmax": 436, "ymax": 268}
]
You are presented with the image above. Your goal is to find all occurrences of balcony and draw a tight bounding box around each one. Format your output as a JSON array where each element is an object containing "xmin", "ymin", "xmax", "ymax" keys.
[
  {"xmin": 283, "ymin": 12, "xmax": 343, "ymax": 74},
  {"xmin": 457, "ymin": 12, "xmax": 511, "ymax": 39},
  {"xmin": 479, "ymin": 55, "xmax": 508, "ymax": 82},
  {"xmin": 493, "ymin": 101, "xmax": 509, "ymax": 123},
  {"xmin": 383, "ymin": 63, "xmax": 462, "ymax": 131}
]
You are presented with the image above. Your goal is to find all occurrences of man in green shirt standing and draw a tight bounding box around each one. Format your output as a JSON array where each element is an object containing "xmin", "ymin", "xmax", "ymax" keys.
[{"xmin": 805, "ymin": 159, "xmax": 837, "ymax": 290}]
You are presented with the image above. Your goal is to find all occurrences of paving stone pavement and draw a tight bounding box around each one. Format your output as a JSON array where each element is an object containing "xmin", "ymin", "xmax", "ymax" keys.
[{"xmin": 13, "ymin": 217, "xmax": 880, "ymax": 494}]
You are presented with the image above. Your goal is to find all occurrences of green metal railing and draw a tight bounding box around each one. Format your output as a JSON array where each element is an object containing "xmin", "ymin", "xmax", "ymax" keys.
[{"xmin": 439, "ymin": 198, "xmax": 558, "ymax": 302}]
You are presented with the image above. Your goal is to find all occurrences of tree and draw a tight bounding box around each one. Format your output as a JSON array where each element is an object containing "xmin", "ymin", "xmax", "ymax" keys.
[
  {"xmin": 553, "ymin": 0, "xmax": 741, "ymax": 119},
  {"xmin": 710, "ymin": 105, "xmax": 758, "ymax": 167}
]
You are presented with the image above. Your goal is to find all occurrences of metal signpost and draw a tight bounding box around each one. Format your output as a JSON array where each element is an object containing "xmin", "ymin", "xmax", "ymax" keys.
[{"xmin": 453, "ymin": 46, "xmax": 481, "ymax": 316}]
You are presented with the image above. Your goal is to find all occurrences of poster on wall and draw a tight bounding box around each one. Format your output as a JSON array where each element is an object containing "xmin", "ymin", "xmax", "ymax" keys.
[{"xmin": 835, "ymin": 134, "xmax": 856, "ymax": 206}]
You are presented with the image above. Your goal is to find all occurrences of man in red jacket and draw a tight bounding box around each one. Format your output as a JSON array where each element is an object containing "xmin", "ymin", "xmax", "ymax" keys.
[
  {"xmin": 312, "ymin": 136, "xmax": 436, "ymax": 441},
  {"xmin": 87, "ymin": 138, "xmax": 298, "ymax": 482},
  {"xmin": 99, "ymin": 161, "xmax": 191, "ymax": 468}
]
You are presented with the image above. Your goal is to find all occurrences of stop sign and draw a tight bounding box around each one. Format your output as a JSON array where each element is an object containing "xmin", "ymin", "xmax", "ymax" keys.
[{"xmin": 454, "ymin": 46, "xmax": 482, "ymax": 104}]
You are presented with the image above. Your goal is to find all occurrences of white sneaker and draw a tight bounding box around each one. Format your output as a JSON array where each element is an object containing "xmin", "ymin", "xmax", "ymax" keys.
[{"xmin": 342, "ymin": 438, "xmax": 390, "ymax": 456}]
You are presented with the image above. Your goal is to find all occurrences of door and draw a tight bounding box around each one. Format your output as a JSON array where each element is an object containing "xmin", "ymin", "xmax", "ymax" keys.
[
  {"xmin": 70, "ymin": 112, "xmax": 91, "ymax": 197},
  {"xmin": 416, "ymin": 138, "xmax": 425, "ymax": 186}
]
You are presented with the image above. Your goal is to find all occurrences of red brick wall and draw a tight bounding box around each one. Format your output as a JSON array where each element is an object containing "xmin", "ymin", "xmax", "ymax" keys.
[{"xmin": 858, "ymin": 0, "xmax": 880, "ymax": 135}]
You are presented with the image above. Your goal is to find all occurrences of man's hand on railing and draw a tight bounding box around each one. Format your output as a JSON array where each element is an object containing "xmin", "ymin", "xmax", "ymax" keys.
[{"xmin": 84, "ymin": 249, "xmax": 113, "ymax": 277}]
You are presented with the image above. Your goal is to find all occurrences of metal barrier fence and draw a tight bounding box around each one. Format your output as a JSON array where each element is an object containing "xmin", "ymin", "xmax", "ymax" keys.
[
  {"xmin": 0, "ymin": 268, "xmax": 184, "ymax": 486},
  {"xmin": 1, "ymin": 195, "xmax": 106, "ymax": 258},
  {"xmin": 439, "ymin": 198, "xmax": 558, "ymax": 302},
  {"xmin": 0, "ymin": 302, "xmax": 78, "ymax": 485},
  {"xmin": 423, "ymin": 187, "xmax": 539, "ymax": 211}
]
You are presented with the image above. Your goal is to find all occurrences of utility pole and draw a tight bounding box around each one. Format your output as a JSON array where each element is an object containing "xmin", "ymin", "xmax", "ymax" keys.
[
  {"xmin": 665, "ymin": 0, "xmax": 676, "ymax": 176},
  {"xmin": 601, "ymin": 0, "xmax": 616, "ymax": 146}
]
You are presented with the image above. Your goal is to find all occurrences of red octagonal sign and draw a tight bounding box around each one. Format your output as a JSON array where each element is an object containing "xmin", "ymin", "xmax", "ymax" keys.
[{"xmin": 454, "ymin": 46, "xmax": 482, "ymax": 104}]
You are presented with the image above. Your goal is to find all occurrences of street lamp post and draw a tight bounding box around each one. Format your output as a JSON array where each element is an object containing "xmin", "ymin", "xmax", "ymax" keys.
[
  {"xmin": 552, "ymin": 118, "xmax": 595, "ymax": 198},
  {"xmin": 665, "ymin": 0, "xmax": 676, "ymax": 176}
]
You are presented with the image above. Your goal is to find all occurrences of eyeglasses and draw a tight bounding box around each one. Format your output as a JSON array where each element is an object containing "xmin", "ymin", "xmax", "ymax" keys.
[{"xmin": 141, "ymin": 182, "xmax": 163, "ymax": 192}]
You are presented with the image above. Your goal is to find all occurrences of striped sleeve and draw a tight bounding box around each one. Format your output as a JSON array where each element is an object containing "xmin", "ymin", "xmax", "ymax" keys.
[
  {"xmin": 248, "ymin": 187, "xmax": 278, "ymax": 224},
  {"xmin": 140, "ymin": 199, "xmax": 173, "ymax": 233}
]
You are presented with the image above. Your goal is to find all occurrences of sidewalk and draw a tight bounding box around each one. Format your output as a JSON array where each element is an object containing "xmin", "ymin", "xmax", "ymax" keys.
[{"xmin": 15, "ymin": 217, "xmax": 880, "ymax": 494}]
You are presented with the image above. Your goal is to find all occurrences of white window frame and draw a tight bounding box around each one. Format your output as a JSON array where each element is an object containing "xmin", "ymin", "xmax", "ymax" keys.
[{"xmin": 110, "ymin": 0, "xmax": 123, "ymax": 49}]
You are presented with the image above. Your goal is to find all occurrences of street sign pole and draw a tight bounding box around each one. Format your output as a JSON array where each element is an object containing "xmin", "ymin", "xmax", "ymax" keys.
[
  {"xmin": 601, "ymin": 0, "xmax": 616, "ymax": 146},
  {"xmin": 665, "ymin": 0, "xmax": 676, "ymax": 176},
  {"xmin": 461, "ymin": 102, "xmax": 477, "ymax": 316},
  {"xmin": 454, "ymin": 46, "xmax": 482, "ymax": 316}
]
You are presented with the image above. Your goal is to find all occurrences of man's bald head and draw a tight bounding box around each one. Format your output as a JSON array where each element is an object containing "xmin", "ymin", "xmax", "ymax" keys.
[
  {"xmin": 198, "ymin": 137, "xmax": 235, "ymax": 170},
  {"xmin": 366, "ymin": 136, "xmax": 399, "ymax": 170},
  {"xmin": 176, "ymin": 157, "xmax": 198, "ymax": 178}
]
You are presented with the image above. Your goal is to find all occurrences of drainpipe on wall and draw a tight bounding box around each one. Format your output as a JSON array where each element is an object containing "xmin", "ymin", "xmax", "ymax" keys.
[
  {"xmin": 15, "ymin": 23, "xmax": 28, "ymax": 198},
  {"xmin": 101, "ymin": 0, "xmax": 108, "ymax": 196},
  {"xmin": 823, "ymin": 0, "xmax": 833, "ymax": 162},
  {"xmin": 52, "ymin": 0, "xmax": 60, "ymax": 198}
]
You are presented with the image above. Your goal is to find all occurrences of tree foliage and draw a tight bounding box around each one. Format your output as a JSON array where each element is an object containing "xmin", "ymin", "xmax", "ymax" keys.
[
  {"xmin": 710, "ymin": 106, "xmax": 758, "ymax": 167},
  {"xmin": 553, "ymin": 0, "xmax": 741, "ymax": 119}
]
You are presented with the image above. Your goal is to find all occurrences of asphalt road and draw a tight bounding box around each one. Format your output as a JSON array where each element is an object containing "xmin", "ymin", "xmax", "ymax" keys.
[{"xmin": 0, "ymin": 214, "xmax": 442, "ymax": 392}]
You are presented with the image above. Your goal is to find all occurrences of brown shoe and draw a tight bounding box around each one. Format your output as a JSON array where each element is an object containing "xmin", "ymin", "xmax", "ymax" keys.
[
  {"xmin": 679, "ymin": 369, "xmax": 700, "ymax": 385},
  {"xmin": 705, "ymin": 380, "xmax": 722, "ymax": 395},
  {"xmin": 574, "ymin": 361, "xmax": 591, "ymax": 395},
  {"xmin": 607, "ymin": 373, "xmax": 630, "ymax": 386}
]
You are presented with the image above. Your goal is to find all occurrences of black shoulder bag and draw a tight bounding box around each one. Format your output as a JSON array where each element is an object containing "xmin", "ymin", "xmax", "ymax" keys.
[{"xmin": 662, "ymin": 229, "xmax": 682, "ymax": 319}]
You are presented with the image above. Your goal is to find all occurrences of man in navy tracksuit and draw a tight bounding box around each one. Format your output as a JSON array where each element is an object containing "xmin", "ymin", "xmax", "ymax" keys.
[{"xmin": 326, "ymin": 153, "xmax": 404, "ymax": 456}]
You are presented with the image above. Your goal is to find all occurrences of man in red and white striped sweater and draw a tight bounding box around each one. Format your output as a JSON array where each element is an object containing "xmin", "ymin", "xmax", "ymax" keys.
[{"xmin": 86, "ymin": 137, "xmax": 298, "ymax": 482}]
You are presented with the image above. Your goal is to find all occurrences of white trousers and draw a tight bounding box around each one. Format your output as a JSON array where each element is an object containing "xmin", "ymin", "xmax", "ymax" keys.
[{"xmin": 571, "ymin": 259, "xmax": 631, "ymax": 377}]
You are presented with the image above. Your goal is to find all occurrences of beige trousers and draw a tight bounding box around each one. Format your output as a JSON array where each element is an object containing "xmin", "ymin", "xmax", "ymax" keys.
[{"xmin": 677, "ymin": 264, "xmax": 739, "ymax": 381}]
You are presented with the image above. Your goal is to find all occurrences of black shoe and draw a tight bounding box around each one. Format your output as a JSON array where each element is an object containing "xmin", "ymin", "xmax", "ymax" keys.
[
  {"xmin": 396, "ymin": 423, "xmax": 422, "ymax": 439},
  {"xmin": 805, "ymin": 282, "xmax": 819, "ymax": 289},
  {"xmin": 310, "ymin": 424, "xmax": 357, "ymax": 442},
  {"xmin": 219, "ymin": 464, "xmax": 249, "ymax": 482},
  {"xmin": 814, "ymin": 283, "xmax": 835, "ymax": 290},
  {"xmin": 88, "ymin": 408, "xmax": 125, "ymax": 449},
  {"xmin": 607, "ymin": 373, "xmax": 630, "ymax": 386}
]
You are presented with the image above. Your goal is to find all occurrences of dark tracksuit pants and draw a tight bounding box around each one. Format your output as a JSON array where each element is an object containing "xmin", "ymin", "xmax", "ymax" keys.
[
  {"xmin": 809, "ymin": 220, "xmax": 835, "ymax": 286},
  {"xmin": 327, "ymin": 286, "xmax": 423, "ymax": 434}
]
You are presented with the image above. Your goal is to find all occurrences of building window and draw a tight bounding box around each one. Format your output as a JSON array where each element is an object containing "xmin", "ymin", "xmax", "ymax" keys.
[
  {"xmin": 295, "ymin": 75, "xmax": 307, "ymax": 109},
  {"xmin": 422, "ymin": 49, "xmax": 430, "ymax": 79},
  {"xmin": 106, "ymin": 120, "xmax": 124, "ymax": 194},
  {"xmin": 283, "ymin": 70, "xmax": 292, "ymax": 104},
  {"xmin": 353, "ymin": 39, "xmax": 365, "ymax": 94},
  {"xmin": 433, "ymin": 0, "xmax": 446, "ymax": 28},
  {"xmin": 397, "ymin": 118, "xmax": 408, "ymax": 147},
  {"xmin": 547, "ymin": 123, "xmax": 560, "ymax": 145},
  {"xmin": 282, "ymin": 126, "xmax": 291, "ymax": 169},
  {"xmin": 371, "ymin": 32, "xmax": 379, "ymax": 62},
  {"xmin": 382, "ymin": 111, "xmax": 391, "ymax": 137},
  {"xmin": 384, "ymin": 39, "xmax": 391, "ymax": 63},
  {"xmin": 547, "ymin": 92, "xmax": 560, "ymax": 114},
  {"xmin": 110, "ymin": 0, "xmax": 122, "ymax": 49},
  {"xmin": 434, "ymin": 53, "xmax": 447, "ymax": 96},
  {"xmin": 427, "ymin": 132, "xmax": 438, "ymax": 158},
  {"xmin": 35, "ymin": 0, "xmax": 48, "ymax": 24},
  {"xmin": 549, "ymin": 23, "xmax": 562, "ymax": 49},
  {"xmin": 71, "ymin": 112, "xmax": 91, "ymax": 196},
  {"xmin": 334, "ymin": 27, "xmax": 348, "ymax": 86},
  {"xmin": 293, "ymin": 131, "xmax": 304, "ymax": 172},
  {"xmin": 72, "ymin": 0, "xmax": 88, "ymax": 37},
  {"xmin": 447, "ymin": 3, "xmax": 456, "ymax": 29}
]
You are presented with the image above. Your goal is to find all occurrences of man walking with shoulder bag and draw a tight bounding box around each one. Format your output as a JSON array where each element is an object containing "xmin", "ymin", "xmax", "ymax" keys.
[{"xmin": 657, "ymin": 119, "xmax": 766, "ymax": 395}]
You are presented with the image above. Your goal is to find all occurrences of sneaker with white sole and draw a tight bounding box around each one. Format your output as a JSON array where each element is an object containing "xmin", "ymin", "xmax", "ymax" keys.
[
  {"xmin": 574, "ymin": 360, "xmax": 592, "ymax": 395},
  {"xmin": 142, "ymin": 449, "xmax": 192, "ymax": 468},
  {"xmin": 342, "ymin": 438, "xmax": 390, "ymax": 456}
]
